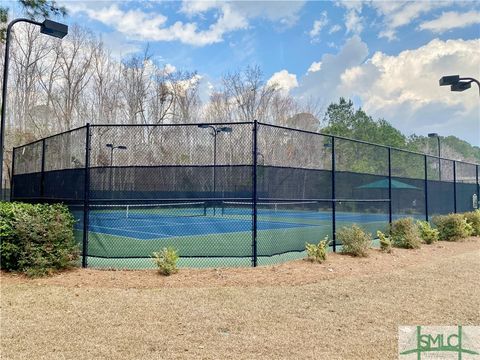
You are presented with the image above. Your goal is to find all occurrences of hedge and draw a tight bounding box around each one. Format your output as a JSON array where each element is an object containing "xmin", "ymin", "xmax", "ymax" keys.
[{"xmin": 0, "ymin": 202, "xmax": 79, "ymax": 277}]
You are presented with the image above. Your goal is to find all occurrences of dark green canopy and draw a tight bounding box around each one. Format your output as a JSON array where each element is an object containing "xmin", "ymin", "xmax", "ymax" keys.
[{"xmin": 357, "ymin": 179, "xmax": 419, "ymax": 190}]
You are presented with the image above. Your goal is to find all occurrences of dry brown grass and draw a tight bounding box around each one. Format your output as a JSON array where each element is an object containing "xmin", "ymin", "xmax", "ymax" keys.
[{"xmin": 1, "ymin": 238, "xmax": 479, "ymax": 360}]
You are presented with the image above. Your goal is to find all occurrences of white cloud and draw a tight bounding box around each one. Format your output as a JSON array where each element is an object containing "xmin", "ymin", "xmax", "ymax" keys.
[
  {"xmin": 164, "ymin": 63, "xmax": 177, "ymax": 74},
  {"xmin": 99, "ymin": 32, "xmax": 141, "ymax": 59},
  {"xmin": 339, "ymin": 38, "xmax": 480, "ymax": 144},
  {"xmin": 345, "ymin": 9, "xmax": 363, "ymax": 35},
  {"xmin": 267, "ymin": 70, "xmax": 299, "ymax": 92},
  {"xmin": 329, "ymin": 24, "xmax": 342, "ymax": 34},
  {"xmin": 295, "ymin": 37, "xmax": 480, "ymax": 145},
  {"xmin": 67, "ymin": 1, "xmax": 305, "ymax": 47},
  {"xmin": 307, "ymin": 61, "xmax": 322, "ymax": 73},
  {"xmin": 370, "ymin": 1, "xmax": 452, "ymax": 40},
  {"xmin": 419, "ymin": 10, "xmax": 480, "ymax": 33},
  {"xmin": 309, "ymin": 11, "xmax": 329, "ymax": 41},
  {"xmin": 294, "ymin": 35, "xmax": 369, "ymax": 105}
]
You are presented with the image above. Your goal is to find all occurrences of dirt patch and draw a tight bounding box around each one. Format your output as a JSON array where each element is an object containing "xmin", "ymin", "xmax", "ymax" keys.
[{"xmin": 2, "ymin": 237, "xmax": 479, "ymax": 289}]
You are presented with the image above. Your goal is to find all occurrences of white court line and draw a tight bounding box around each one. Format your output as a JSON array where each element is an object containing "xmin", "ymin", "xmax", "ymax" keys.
[
  {"xmin": 93, "ymin": 217, "xmax": 256, "ymax": 228},
  {"xmin": 90, "ymin": 224, "xmax": 173, "ymax": 238}
]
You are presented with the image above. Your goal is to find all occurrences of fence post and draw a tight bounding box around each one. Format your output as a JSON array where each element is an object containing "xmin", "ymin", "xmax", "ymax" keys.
[
  {"xmin": 331, "ymin": 136, "xmax": 336, "ymax": 252},
  {"xmin": 424, "ymin": 155, "xmax": 428, "ymax": 221},
  {"xmin": 388, "ymin": 148, "xmax": 392, "ymax": 225},
  {"xmin": 40, "ymin": 139, "xmax": 46, "ymax": 198},
  {"xmin": 477, "ymin": 165, "xmax": 479, "ymax": 209},
  {"xmin": 252, "ymin": 120, "xmax": 258, "ymax": 267},
  {"xmin": 453, "ymin": 160, "xmax": 457, "ymax": 213},
  {"xmin": 82, "ymin": 123, "xmax": 91, "ymax": 268},
  {"xmin": 10, "ymin": 147, "xmax": 15, "ymax": 200}
]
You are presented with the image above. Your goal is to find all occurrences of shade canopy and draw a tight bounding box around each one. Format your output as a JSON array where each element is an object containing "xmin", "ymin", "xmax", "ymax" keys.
[{"xmin": 357, "ymin": 179, "xmax": 420, "ymax": 190}]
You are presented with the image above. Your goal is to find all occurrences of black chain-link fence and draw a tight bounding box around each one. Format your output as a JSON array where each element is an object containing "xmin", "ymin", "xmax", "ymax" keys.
[{"xmin": 10, "ymin": 122, "xmax": 480, "ymax": 269}]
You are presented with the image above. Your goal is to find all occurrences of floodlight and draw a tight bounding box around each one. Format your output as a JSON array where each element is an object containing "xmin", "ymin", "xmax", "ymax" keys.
[
  {"xmin": 439, "ymin": 75, "xmax": 460, "ymax": 86},
  {"xmin": 451, "ymin": 81, "xmax": 471, "ymax": 92},
  {"xmin": 40, "ymin": 20, "xmax": 68, "ymax": 39}
]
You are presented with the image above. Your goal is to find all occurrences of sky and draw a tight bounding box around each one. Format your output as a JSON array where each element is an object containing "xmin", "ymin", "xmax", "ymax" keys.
[{"xmin": 11, "ymin": 0, "xmax": 480, "ymax": 145}]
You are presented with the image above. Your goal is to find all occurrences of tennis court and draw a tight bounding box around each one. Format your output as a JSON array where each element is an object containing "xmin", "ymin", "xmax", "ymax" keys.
[
  {"xmin": 71, "ymin": 201, "xmax": 392, "ymax": 268},
  {"xmin": 11, "ymin": 121, "xmax": 479, "ymax": 268}
]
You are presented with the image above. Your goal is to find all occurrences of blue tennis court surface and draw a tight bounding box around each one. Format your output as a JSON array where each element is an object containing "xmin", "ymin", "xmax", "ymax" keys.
[
  {"xmin": 85, "ymin": 215, "xmax": 313, "ymax": 240},
  {"xmin": 76, "ymin": 203, "xmax": 403, "ymax": 241}
]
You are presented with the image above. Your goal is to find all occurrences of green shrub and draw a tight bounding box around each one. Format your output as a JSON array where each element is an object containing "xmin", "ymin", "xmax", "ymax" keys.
[
  {"xmin": 0, "ymin": 201, "xmax": 78, "ymax": 277},
  {"xmin": 416, "ymin": 221, "xmax": 439, "ymax": 244},
  {"xmin": 305, "ymin": 236, "xmax": 330, "ymax": 263},
  {"xmin": 377, "ymin": 231, "xmax": 392, "ymax": 253},
  {"xmin": 152, "ymin": 247, "xmax": 179, "ymax": 275},
  {"xmin": 390, "ymin": 217, "xmax": 421, "ymax": 249},
  {"xmin": 337, "ymin": 225, "xmax": 372, "ymax": 257},
  {"xmin": 432, "ymin": 214, "xmax": 473, "ymax": 241},
  {"xmin": 464, "ymin": 210, "xmax": 480, "ymax": 236}
]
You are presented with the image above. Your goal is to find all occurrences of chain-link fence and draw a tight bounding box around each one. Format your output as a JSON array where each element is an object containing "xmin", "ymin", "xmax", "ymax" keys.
[{"xmin": 10, "ymin": 122, "xmax": 480, "ymax": 269}]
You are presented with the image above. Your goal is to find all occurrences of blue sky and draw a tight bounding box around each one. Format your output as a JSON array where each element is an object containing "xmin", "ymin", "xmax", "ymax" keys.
[{"xmin": 11, "ymin": 0, "xmax": 480, "ymax": 145}]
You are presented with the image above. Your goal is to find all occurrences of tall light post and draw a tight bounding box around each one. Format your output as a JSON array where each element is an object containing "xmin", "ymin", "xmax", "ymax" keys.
[
  {"xmin": 439, "ymin": 75, "xmax": 480, "ymax": 95},
  {"xmin": 106, "ymin": 143, "xmax": 127, "ymax": 195},
  {"xmin": 428, "ymin": 133, "xmax": 441, "ymax": 181},
  {"xmin": 1, "ymin": 18, "xmax": 68, "ymax": 200},
  {"xmin": 198, "ymin": 124, "xmax": 232, "ymax": 215}
]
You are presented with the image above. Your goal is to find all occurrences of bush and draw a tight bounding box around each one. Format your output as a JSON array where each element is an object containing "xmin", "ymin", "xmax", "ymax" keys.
[
  {"xmin": 377, "ymin": 231, "xmax": 392, "ymax": 253},
  {"xmin": 432, "ymin": 214, "xmax": 473, "ymax": 241},
  {"xmin": 0, "ymin": 202, "xmax": 78, "ymax": 277},
  {"xmin": 305, "ymin": 236, "xmax": 330, "ymax": 263},
  {"xmin": 464, "ymin": 210, "xmax": 480, "ymax": 236},
  {"xmin": 390, "ymin": 217, "xmax": 421, "ymax": 249},
  {"xmin": 417, "ymin": 221, "xmax": 439, "ymax": 244},
  {"xmin": 337, "ymin": 225, "xmax": 372, "ymax": 257},
  {"xmin": 152, "ymin": 247, "xmax": 179, "ymax": 275}
]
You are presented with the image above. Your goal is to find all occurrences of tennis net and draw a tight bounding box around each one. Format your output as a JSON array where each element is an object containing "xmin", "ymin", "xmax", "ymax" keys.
[
  {"xmin": 221, "ymin": 201, "xmax": 320, "ymax": 216},
  {"xmin": 89, "ymin": 202, "xmax": 208, "ymax": 220}
]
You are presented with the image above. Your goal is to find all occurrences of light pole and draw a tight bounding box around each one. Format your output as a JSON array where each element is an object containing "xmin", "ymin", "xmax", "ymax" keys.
[
  {"xmin": 1, "ymin": 18, "xmax": 68, "ymax": 200},
  {"xmin": 428, "ymin": 133, "xmax": 441, "ymax": 181},
  {"xmin": 198, "ymin": 124, "xmax": 232, "ymax": 215},
  {"xmin": 439, "ymin": 75, "xmax": 480, "ymax": 95},
  {"xmin": 106, "ymin": 143, "xmax": 127, "ymax": 195}
]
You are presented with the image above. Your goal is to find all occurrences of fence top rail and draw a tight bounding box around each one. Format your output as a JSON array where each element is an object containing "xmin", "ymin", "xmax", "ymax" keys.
[
  {"xmin": 257, "ymin": 122, "xmax": 480, "ymax": 166},
  {"xmin": 12, "ymin": 125, "xmax": 88, "ymax": 151},
  {"xmin": 90, "ymin": 121, "xmax": 254, "ymax": 127},
  {"xmin": 12, "ymin": 121, "xmax": 479, "ymax": 167}
]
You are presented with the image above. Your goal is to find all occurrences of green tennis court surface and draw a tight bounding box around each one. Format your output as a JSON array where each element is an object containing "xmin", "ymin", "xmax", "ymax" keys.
[{"xmin": 73, "ymin": 201, "xmax": 392, "ymax": 267}]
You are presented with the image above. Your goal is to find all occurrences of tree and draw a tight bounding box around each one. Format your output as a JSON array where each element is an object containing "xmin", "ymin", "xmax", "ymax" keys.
[{"xmin": 323, "ymin": 97, "xmax": 407, "ymax": 148}]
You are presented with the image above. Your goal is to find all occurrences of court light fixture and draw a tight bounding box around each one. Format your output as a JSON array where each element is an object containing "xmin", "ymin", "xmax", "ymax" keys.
[
  {"xmin": 439, "ymin": 75, "xmax": 460, "ymax": 86},
  {"xmin": 219, "ymin": 127, "xmax": 232, "ymax": 133},
  {"xmin": 451, "ymin": 81, "xmax": 471, "ymax": 92},
  {"xmin": 39, "ymin": 19, "xmax": 68, "ymax": 39},
  {"xmin": 1, "ymin": 17, "xmax": 68, "ymax": 199},
  {"xmin": 439, "ymin": 74, "xmax": 479, "ymax": 95}
]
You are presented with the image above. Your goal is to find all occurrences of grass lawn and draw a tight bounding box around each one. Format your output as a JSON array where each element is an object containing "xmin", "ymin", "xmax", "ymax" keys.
[{"xmin": 1, "ymin": 237, "xmax": 479, "ymax": 359}]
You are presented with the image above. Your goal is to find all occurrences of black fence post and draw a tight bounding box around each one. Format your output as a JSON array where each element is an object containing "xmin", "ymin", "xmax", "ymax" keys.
[
  {"xmin": 252, "ymin": 120, "xmax": 258, "ymax": 267},
  {"xmin": 477, "ymin": 165, "xmax": 479, "ymax": 210},
  {"xmin": 331, "ymin": 136, "xmax": 336, "ymax": 252},
  {"xmin": 424, "ymin": 155, "xmax": 429, "ymax": 221},
  {"xmin": 388, "ymin": 147, "xmax": 392, "ymax": 225},
  {"xmin": 453, "ymin": 160, "xmax": 457, "ymax": 213},
  {"xmin": 40, "ymin": 139, "xmax": 46, "ymax": 198},
  {"xmin": 9, "ymin": 147, "xmax": 15, "ymax": 200},
  {"xmin": 82, "ymin": 123, "xmax": 91, "ymax": 268}
]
